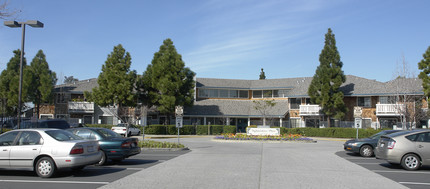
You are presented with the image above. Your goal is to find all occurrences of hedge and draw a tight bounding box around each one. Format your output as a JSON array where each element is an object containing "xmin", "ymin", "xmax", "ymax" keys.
[{"xmin": 82, "ymin": 124, "xmax": 381, "ymax": 138}]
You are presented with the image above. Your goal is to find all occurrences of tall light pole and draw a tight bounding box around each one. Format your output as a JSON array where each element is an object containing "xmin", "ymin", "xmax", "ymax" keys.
[{"xmin": 4, "ymin": 20, "xmax": 44, "ymax": 129}]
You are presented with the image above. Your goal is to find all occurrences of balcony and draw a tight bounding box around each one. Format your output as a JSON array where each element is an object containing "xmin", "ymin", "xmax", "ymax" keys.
[
  {"xmin": 68, "ymin": 102, "xmax": 94, "ymax": 113},
  {"xmin": 376, "ymin": 104, "xmax": 405, "ymax": 116},
  {"xmin": 299, "ymin": 105, "xmax": 321, "ymax": 116}
]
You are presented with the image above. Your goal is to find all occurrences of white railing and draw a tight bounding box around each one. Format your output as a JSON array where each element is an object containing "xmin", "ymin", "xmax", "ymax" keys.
[
  {"xmin": 299, "ymin": 105, "xmax": 321, "ymax": 116},
  {"xmin": 376, "ymin": 104, "xmax": 405, "ymax": 116},
  {"xmin": 68, "ymin": 102, "xmax": 94, "ymax": 113}
]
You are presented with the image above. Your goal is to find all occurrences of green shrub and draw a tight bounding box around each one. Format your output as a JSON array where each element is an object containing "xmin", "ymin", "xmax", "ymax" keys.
[
  {"xmin": 85, "ymin": 124, "xmax": 114, "ymax": 129},
  {"xmin": 139, "ymin": 140, "xmax": 185, "ymax": 148},
  {"xmin": 223, "ymin": 126, "xmax": 236, "ymax": 134}
]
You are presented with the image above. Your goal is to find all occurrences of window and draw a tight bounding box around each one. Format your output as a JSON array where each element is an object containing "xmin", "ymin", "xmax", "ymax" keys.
[
  {"xmin": 99, "ymin": 116, "xmax": 113, "ymax": 125},
  {"xmin": 219, "ymin": 90, "xmax": 229, "ymax": 98},
  {"xmin": 0, "ymin": 132, "xmax": 19, "ymax": 146},
  {"xmin": 290, "ymin": 98, "xmax": 301, "ymax": 109},
  {"xmin": 17, "ymin": 131, "xmax": 42, "ymax": 145},
  {"xmin": 239, "ymin": 90, "xmax": 248, "ymax": 98},
  {"xmin": 263, "ymin": 90, "xmax": 272, "ymax": 98},
  {"xmin": 380, "ymin": 96, "xmax": 396, "ymax": 104},
  {"xmin": 278, "ymin": 89, "xmax": 289, "ymax": 98},
  {"xmin": 290, "ymin": 119, "xmax": 301, "ymax": 128},
  {"xmin": 208, "ymin": 89, "xmax": 218, "ymax": 98},
  {"xmin": 358, "ymin": 97, "xmax": 371, "ymax": 107},
  {"xmin": 229, "ymin": 90, "xmax": 238, "ymax": 98},
  {"xmin": 198, "ymin": 89, "xmax": 209, "ymax": 98},
  {"xmin": 253, "ymin": 90, "xmax": 262, "ymax": 98},
  {"xmin": 56, "ymin": 93, "xmax": 69, "ymax": 104}
]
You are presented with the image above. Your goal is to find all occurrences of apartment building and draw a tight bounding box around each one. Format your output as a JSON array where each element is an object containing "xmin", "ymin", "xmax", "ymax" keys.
[{"xmin": 38, "ymin": 75, "xmax": 427, "ymax": 131}]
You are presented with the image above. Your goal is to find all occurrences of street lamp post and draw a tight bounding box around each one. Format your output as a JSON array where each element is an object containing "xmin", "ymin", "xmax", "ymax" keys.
[{"xmin": 4, "ymin": 20, "xmax": 44, "ymax": 129}]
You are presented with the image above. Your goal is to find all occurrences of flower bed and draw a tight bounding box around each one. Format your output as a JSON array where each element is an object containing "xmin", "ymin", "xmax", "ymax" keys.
[{"xmin": 214, "ymin": 133, "xmax": 315, "ymax": 142}]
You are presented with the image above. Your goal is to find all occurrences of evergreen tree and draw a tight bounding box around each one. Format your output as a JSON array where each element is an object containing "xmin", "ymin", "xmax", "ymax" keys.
[
  {"xmin": 308, "ymin": 28, "xmax": 346, "ymax": 127},
  {"xmin": 24, "ymin": 50, "xmax": 57, "ymax": 119},
  {"xmin": 418, "ymin": 46, "xmax": 430, "ymax": 106},
  {"xmin": 0, "ymin": 49, "xmax": 26, "ymax": 116},
  {"xmin": 140, "ymin": 38, "xmax": 195, "ymax": 118},
  {"xmin": 259, "ymin": 68, "xmax": 266, "ymax": 80},
  {"xmin": 85, "ymin": 44, "xmax": 137, "ymax": 123}
]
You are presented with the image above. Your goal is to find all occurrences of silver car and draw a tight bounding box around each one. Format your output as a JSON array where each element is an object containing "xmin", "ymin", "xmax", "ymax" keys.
[
  {"xmin": 375, "ymin": 130, "xmax": 430, "ymax": 171},
  {"xmin": 0, "ymin": 129, "xmax": 102, "ymax": 177}
]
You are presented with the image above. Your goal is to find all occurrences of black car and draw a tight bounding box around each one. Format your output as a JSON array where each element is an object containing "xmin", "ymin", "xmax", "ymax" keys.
[
  {"xmin": 67, "ymin": 127, "xmax": 141, "ymax": 166},
  {"xmin": 16, "ymin": 119, "xmax": 70, "ymax": 129},
  {"xmin": 343, "ymin": 130, "xmax": 401, "ymax": 157}
]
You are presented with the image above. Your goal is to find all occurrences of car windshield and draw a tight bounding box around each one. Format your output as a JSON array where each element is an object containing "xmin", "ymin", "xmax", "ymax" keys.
[
  {"xmin": 369, "ymin": 130, "xmax": 397, "ymax": 139},
  {"xmin": 96, "ymin": 128, "xmax": 122, "ymax": 138},
  {"xmin": 45, "ymin": 130, "xmax": 83, "ymax": 141}
]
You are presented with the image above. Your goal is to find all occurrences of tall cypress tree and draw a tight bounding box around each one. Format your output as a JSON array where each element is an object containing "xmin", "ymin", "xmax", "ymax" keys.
[
  {"xmin": 140, "ymin": 39, "xmax": 195, "ymax": 118},
  {"xmin": 418, "ymin": 46, "xmax": 430, "ymax": 106},
  {"xmin": 86, "ymin": 44, "xmax": 137, "ymax": 123},
  {"xmin": 0, "ymin": 49, "xmax": 26, "ymax": 115},
  {"xmin": 24, "ymin": 50, "xmax": 57, "ymax": 119},
  {"xmin": 308, "ymin": 28, "xmax": 346, "ymax": 127}
]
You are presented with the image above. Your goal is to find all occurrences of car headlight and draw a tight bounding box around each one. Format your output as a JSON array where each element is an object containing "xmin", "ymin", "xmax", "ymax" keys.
[{"xmin": 350, "ymin": 143, "xmax": 358, "ymax": 147}]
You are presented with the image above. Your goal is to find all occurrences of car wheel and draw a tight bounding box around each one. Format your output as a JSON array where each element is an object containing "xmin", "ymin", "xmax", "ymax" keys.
[
  {"xmin": 401, "ymin": 154, "xmax": 421, "ymax": 171},
  {"xmin": 97, "ymin": 150, "xmax": 107, "ymax": 166},
  {"xmin": 359, "ymin": 145, "xmax": 374, "ymax": 157},
  {"xmin": 36, "ymin": 157, "xmax": 56, "ymax": 178}
]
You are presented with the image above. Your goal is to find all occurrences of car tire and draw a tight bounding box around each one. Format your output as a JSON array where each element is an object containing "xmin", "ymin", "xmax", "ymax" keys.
[
  {"xmin": 35, "ymin": 157, "xmax": 56, "ymax": 178},
  {"xmin": 128, "ymin": 132, "xmax": 132, "ymax": 137},
  {"xmin": 401, "ymin": 154, "xmax": 421, "ymax": 171},
  {"xmin": 97, "ymin": 150, "xmax": 107, "ymax": 166},
  {"xmin": 359, "ymin": 145, "xmax": 374, "ymax": 157}
]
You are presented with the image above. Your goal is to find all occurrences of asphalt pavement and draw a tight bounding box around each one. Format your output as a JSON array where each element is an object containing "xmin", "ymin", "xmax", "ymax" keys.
[{"xmin": 99, "ymin": 136, "xmax": 407, "ymax": 189}]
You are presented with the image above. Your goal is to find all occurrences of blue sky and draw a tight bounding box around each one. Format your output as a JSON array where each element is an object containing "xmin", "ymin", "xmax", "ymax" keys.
[{"xmin": 1, "ymin": 0, "xmax": 429, "ymax": 83}]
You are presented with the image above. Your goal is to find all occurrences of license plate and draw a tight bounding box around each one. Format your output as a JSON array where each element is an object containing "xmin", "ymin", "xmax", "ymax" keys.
[
  {"xmin": 380, "ymin": 143, "xmax": 385, "ymax": 147},
  {"xmin": 131, "ymin": 143, "xmax": 136, "ymax": 147},
  {"xmin": 88, "ymin": 146, "xmax": 95, "ymax": 152}
]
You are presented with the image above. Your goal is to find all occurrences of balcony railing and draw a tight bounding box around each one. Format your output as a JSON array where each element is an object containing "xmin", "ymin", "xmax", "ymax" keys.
[
  {"xmin": 299, "ymin": 105, "xmax": 321, "ymax": 116},
  {"xmin": 376, "ymin": 104, "xmax": 405, "ymax": 116},
  {"xmin": 68, "ymin": 102, "xmax": 94, "ymax": 113}
]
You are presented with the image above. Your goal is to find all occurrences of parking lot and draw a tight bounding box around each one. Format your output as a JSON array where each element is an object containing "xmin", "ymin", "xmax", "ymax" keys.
[
  {"xmin": 0, "ymin": 150, "xmax": 189, "ymax": 189},
  {"xmin": 337, "ymin": 150, "xmax": 430, "ymax": 189}
]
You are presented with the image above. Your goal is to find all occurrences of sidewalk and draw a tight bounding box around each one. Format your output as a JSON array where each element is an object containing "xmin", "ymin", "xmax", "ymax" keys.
[{"xmin": 99, "ymin": 137, "xmax": 406, "ymax": 189}]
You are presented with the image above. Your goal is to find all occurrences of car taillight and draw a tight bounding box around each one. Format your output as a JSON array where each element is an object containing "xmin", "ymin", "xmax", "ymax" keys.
[
  {"xmin": 70, "ymin": 145, "xmax": 84, "ymax": 154},
  {"xmin": 121, "ymin": 141, "xmax": 131, "ymax": 148},
  {"xmin": 387, "ymin": 140, "xmax": 396, "ymax": 149},
  {"xmin": 123, "ymin": 129, "xmax": 127, "ymax": 131}
]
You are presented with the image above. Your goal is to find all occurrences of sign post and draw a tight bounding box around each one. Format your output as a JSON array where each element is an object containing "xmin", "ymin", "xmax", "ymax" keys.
[
  {"xmin": 354, "ymin": 107, "xmax": 363, "ymax": 139},
  {"xmin": 175, "ymin": 106, "xmax": 183, "ymax": 144}
]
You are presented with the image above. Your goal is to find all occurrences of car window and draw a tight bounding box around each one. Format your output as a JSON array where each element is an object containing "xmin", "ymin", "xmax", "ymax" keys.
[
  {"xmin": 74, "ymin": 129, "xmax": 97, "ymax": 140},
  {"xmin": 0, "ymin": 132, "xmax": 19, "ymax": 146},
  {"xmin": 97, "ymin": 128, "xmax": 121, "ymax": 138},
  {"xmin": 45, "ymin": 130, "xmax": 83, "ymax": 141},
  {"xmin": 416, "ymin": 132, "xmax": 430, "ymax": 143},
  {"xmin": 17, "ymin": 131, "xmax": 42, "ymax": 145},
  {"xmin": 406, "ymin": 134, "xmax": 418, "ymax": 141}
]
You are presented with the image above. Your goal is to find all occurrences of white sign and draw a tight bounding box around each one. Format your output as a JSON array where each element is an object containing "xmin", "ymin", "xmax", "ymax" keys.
[
  {"xmin": 175, "ymin": 106, "xmax": 184, "ymax": 117},
  {"xmin": 247, "ymin": 128, "xmax": 280, "ymax": 136},
  {"xmin": 176, "ymin": 117, "xmax": 183, "ymax": 128},
  {"xmin": 354, "ymin": 118, "xmax": 362, "ymax": 129},
  {"xmin": 354, "ymin": 107, "xmax": 362, "ymax": 118}
]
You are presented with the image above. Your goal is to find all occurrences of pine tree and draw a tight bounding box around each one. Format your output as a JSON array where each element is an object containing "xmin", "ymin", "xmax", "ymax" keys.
[
  {"xmin": 418, "ymin": 46, "xmax": 430, "ymax": 106},
  {"xmin": 259, "ymin": 68, "xmax": 266, "ymax": 80},
  {"xmin": 308, "ymin": 28, "xmax": 346, "ymax": 127},
  {"xmin": 0, "ymin": 49, "xmax": 26, "ymax": 116},
  {"xmin": 86, "ymin": 44, "xmax": 137, "ymax": 123},
  {"xmin": 140, "ymin": 39, "xmax": 195, "ymax": 118},
  {"xmin": 24, "ymin": 50, "xmax": 57, "ymax": 119}
]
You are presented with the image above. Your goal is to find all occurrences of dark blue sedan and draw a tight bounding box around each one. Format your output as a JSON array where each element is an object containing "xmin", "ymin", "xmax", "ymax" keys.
[
  {"xmin": 68, "ymin": 127, "xmax": 141, "ymax": 165},
  {"xmin": 343, "ymin": 130, "xmax": 400, "ymax": 157}
]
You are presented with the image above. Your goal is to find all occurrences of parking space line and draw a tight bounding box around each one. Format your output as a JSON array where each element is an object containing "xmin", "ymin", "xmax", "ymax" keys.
[
  {"xmin": 356, "ymin": 163, "xmax": 382, "ymax": 165},
  {"xmin": 0, "ymin": 180, "xmax": 109, "ymax": 185},
  {"xmin": 399, "ymin": 182, "xmax": 430, "ymax": 186},
  {"xmin": 373, "ymin": 170, "xmax": 430, "ymax": 174}
]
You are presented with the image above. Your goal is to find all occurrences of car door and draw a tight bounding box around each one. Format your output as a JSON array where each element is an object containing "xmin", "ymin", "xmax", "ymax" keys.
[
  {"xmin": 0, "ymin": 131, "xmax": 19, "ymax": 167},
  {"xmin": 414, "ymin": 132, "xmax": 430, "ymax": 164},
  {"xmin": 9, "ymin": 131, "xmax": 43, "ymax": 168}
]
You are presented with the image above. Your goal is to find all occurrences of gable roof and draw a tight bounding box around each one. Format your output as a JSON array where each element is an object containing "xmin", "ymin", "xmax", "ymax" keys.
[{"xmin": 54, "ymin": 78, "xmax": 98, "ymax": 94}]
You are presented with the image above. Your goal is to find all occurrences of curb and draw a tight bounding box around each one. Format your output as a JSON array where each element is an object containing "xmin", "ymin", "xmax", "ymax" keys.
[{"xmin": 141, "ymin": 147, "xmax": 190, "ymax": 152}]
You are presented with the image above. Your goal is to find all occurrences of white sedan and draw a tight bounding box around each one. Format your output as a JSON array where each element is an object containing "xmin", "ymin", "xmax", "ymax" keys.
[
  {"xmin": 0, "ymin": 129, "xmax": 102, "ymax": 178},
  {"xmin": 111, "ymin": 124, "xmax": 141, "ymax": 137}
]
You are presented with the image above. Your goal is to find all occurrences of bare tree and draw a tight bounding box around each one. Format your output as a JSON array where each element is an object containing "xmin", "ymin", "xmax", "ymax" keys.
[
  {"xmin": 392, "ymin": 55, "xmax": 425, "ymax": 129},
  {"xmin": 253, "ymin": 99, "xmax": 276, "ymax": 127},
  {"xmin": 0, "ymin": 1, "xmax": 20, "ymax": 20}
]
